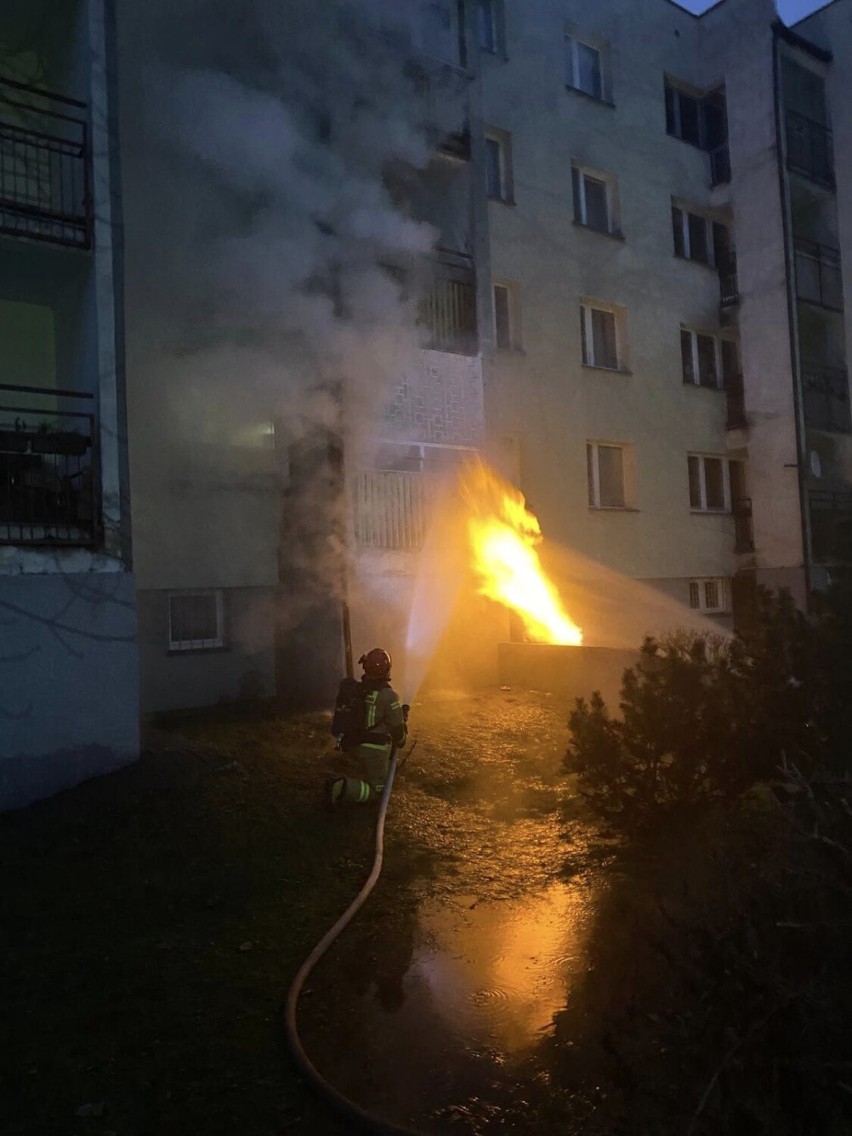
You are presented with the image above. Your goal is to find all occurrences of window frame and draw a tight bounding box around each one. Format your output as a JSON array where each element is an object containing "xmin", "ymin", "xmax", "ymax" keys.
[
  {"xmin": 672, "ymin": 204, "xmax": 732, "ymax": 268},
  {"xmin": 680, "ymin": 328, "xmax": 738, "ymax": 390},
  {"xmin": 168, "ymin": 589, "xmax": 225, "ymax": 652},
  {"xmin": 573, "ymin": 164, "xmax": 619, "ymax": 236},
  {"xmin": 565, "ymin": 30, "xmax": 608, "ymax": 102},
  {"xmin": 484, "ymin": 129, "xmax": 513, "ymax": 203},
  {"xmin": 477, "ymin": 0, "xmax": 504, "ymax": 56},
  {"xmin": 587, "ymin": 440, "xmax": 634, "ymax": 510},
  {"xmin": 687, "ymin": 453, "xmax": 732, "ymax": 513},
  {"xmin": 581, "ymin": 301, "xmax": 624, "ymax": 371},
  {"xmin": 688, "ymin": 577, "xmax": 730, "ymax": 614},
  {"xmin": 493, "ymin": 280, "xmax": 520, "ymax": 350}
]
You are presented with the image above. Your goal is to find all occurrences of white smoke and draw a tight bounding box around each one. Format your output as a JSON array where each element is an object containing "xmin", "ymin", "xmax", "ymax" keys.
[{"xmin": 116, "ymin": 0, "xmax": 462, "ymax": 656}]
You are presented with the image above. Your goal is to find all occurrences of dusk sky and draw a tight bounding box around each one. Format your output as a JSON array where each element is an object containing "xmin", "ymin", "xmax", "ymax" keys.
[{"xmin": 678, "ymin": 0, "xmax": 833, "ymax": 22}]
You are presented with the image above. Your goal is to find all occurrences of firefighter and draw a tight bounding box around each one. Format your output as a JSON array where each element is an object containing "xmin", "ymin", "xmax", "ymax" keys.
[{"xmin": 329, "ymin": 648, "xmax": 408, "ymax": 805}]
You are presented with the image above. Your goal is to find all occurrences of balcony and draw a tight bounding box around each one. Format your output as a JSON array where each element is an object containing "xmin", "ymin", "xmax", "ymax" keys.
[
  {"xmin": 802, "ymin": 363, "xmax": 851, "ymax": 433},
  {"xmin": 794, "ymin": 238, "xmax": 843, "ymax": 310},
  {"xmin": 406, "ymin": 56, "xmax": 472, "ymax": 161},
  {"xmin": 0, "ymin": 75, "xmax": 90, "ymax": 248},
  {"xmin": 725, "ymin": 372, "xmax": 747, "ymax": 430},
  {"xmin": 733, "ymin": 496, "xmax": 754, "ymax": 553},
  {"xmin": 419, "ymin": 247, "xmax": 477, "ymax": 355},
  {"xmin": 0, "ymin": 383, "xmax": 97, "ymax": 545},
  {"xmin": 810, "ymin": 490, "xmax": 852, "ymax": 564},
  {"xmin": 785, "ymin": 110, "xmax": 834, "ymax": 188}
]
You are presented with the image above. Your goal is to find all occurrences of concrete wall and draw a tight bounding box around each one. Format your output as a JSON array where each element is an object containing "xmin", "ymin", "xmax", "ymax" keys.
[
  {"xmin": 137, "ymin": 585, "xmax": 276, "ymax": 713},
  {"xmin": 0, "ymin": 571, "xmax": 139, "ymax": 811}
]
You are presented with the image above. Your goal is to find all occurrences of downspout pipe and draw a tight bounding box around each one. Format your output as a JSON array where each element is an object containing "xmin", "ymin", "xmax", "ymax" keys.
[{"xmin": 772, "ymin": 21, "xmax": 814, "ymax": 605}]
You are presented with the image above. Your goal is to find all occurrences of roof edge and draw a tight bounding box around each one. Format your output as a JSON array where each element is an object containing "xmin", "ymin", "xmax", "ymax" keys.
[{"xmin": 773, "ymin": 18, "xmax": 833, "ymax": 62}]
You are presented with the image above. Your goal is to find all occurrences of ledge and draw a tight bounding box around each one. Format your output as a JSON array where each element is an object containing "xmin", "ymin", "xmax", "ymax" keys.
[
  {"xmin": 573, "ymin": 220, "xmax": 625, "ymax": 242},
  {"xmin": 582, "ymin": 364, "xmax": 632, "ymax": 376},
  {"xmin": 565, "ymin": 84, "xmax": 615, "ymax": 109}
]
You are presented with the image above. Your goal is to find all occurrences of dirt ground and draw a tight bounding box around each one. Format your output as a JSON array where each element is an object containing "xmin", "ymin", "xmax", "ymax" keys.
[{"xmin": 0, "ymin": 689, "xmax": 588, "ymax": 1136}]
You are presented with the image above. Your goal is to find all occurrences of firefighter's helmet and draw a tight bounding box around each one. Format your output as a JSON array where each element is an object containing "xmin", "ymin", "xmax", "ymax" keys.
[{"xmin": 359, "ymin": 648, "xmax": 392, "ymax": 680}]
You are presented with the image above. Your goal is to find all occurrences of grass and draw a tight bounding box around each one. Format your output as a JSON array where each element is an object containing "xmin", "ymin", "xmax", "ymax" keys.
[{"xmin": 0, "ymin": 691, "xmax": 574, "ymax": 1136}]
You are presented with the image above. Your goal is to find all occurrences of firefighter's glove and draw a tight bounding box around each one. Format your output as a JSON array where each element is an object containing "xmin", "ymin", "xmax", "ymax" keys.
[{"xmin": 402, "ymin": 704, "xmax": 410, "ymax": 722}]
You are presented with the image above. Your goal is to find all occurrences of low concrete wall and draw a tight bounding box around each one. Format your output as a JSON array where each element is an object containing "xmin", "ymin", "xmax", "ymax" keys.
[{"xmin": 497, "ymin": 643, "xmax": 640, "ymax": 708}]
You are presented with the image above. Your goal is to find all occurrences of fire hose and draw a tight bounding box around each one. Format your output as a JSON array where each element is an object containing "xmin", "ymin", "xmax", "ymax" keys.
[{"xmin": 284, "ymin": 742, "xmax": 426, "ymax": 1135}]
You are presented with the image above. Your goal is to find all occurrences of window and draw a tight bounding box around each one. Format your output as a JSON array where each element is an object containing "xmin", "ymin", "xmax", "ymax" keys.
[
  {"xmin": 681, "ymin": 329, "xmax": 738, "ymax": 389},
  {"xmin": 566, "ymin": 34, "xmax": 604, "ymax": 100},
  {"xmin": 493, "ymin": 281, "xmax": 520, "ymax": 349},
  {"xmin": 672, "ymin": 206, "xmax": 732, "ymax": 268},
  {"xmin": 587, "ymin": 442, "xmax": 632, "ymax": 509},
  {"xmin": 581, "ymin": 303, "xmax": 623, "ymax": 370},
  {"xmin": 689, "ymin": 577, "xmax": 730, "ymax": 614},
  {"xmin": 573, "ymin": 165, "xmax": 619, "ymax": 235},
  {"xmin": 665, "ymin": 80, "xmax": 728, "ymax": 151},
  {"xmin": 477, "ymin": 0, "xmax": 504, "ymax": 55},
  {"xmin": 484, "ymin": 131, "xmax": 512, "ymax": 202},
  {"xmin": 688, "ymin": 454, "xmax": 730, "ymax": 512},
  {"xmin": 169, "ymin": 591, "xmax": 225, "ymax": 651}
]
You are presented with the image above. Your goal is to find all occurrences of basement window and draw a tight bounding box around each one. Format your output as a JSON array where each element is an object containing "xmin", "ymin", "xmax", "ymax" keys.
[{"xmin": 169, "ymin": 590, "xmax": 225, "ymax": 651}]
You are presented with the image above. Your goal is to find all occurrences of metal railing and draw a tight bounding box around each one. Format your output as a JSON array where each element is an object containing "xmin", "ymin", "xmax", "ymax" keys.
[
  {"xmin": 0, "ymin": 383, "xmax": 97, "ymax": 545},
  {"xmin": 725, "ymin": 372, "xmax": 747, "ymax": 430},
  {"xmin": 0, "ymin": 75, "xmax": 90, "ymax": 249},
  {"xmin": 785, "ymin": 109, "xmax": 834, "ymax": 187},
  {"xmin": 352, "ymin": 469, "xmax": 438, "ymax": 551},
  {"xmin": 802, "ymin": 363, "xmax": 851, "ymax": 433},
  {"xmin": 709, "ymin": 144, "xmax": 731, "ymax": 186},
  {"xmin": 419, "ymin": 247, "xmax": 477, "ymax": 355},
  {"xmin": 733, "ymin": 496, "xmax": 754, "ymax": 553},
  {"xmin": 809, "ymin": 489, "xmax": 852, "ymax": 564},
  {"xmin": 794, "ymin": 237, "xmax": 843, "ymax": 310}
]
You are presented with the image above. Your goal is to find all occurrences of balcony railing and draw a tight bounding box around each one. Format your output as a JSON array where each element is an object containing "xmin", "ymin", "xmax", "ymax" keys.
[
  {"xmin": 794, "ymin": 237, "xmax": 843, "ymax": 310},
  {"xmin": 725, "ymin": 372, "xmax": 747, "ymax": 429},
  {"xmin": 802, "ymin": 363, "xmax": 851, "ymax": 433},
  {"xmin": 785, "ymin": 110, "xmax": 834, "ymax": 187},
  {"xmin": 0, "ymin": 383, "xmax": 97, "ymax": 545},
  {"xmin": 733, "ymin": 496, "xmax": 754, "ymax": 553},
  {"xmin": 0, "ymin": 75, "xmax": 90, "ymax": 248},
  {"xmin": 419, "ymin": 247, "xmax": 477, "ymax": 355},
  {"xmin": 809, "ymin": 490, "xmax": 852, "ymax": 564},
  {"xmin": 709, "ymin": 144, "xmax": 731, "ymax": 187},
  {"xmin": 352, "ymin": 469, "xmax": 438, "ymax": 552}
]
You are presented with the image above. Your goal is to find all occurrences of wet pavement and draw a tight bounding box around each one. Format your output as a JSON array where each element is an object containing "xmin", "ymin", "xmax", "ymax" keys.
[{"xmin": 298, "ymin": 688, "xmax": 611, "ymax": 1133}]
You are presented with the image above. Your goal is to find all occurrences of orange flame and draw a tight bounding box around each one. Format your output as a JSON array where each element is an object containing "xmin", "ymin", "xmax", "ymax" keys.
[{"xmin": 460, "ymin": 462, "xmax": 583, "ymax": 646}]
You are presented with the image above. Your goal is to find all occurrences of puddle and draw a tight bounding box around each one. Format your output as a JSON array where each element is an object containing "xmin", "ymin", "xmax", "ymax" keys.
[
  {"xmin": 407, "ymin": 881, "xmax": 595, "ymax": 1054},
  {"xmin": 308, "ymin": 877, "xmax": 600, "ymax": 1132}
]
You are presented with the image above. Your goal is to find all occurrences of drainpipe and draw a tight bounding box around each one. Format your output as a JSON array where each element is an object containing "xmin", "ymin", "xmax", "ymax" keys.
[{"xmin": 772, "ymin": 22, "xmax": 814, "ymax": 606}]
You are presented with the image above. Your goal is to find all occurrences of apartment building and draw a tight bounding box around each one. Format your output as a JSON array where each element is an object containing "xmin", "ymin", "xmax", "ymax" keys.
[
  {"xmin": 469, "ymin": 0, "xmax": 852, "ymax": 630},
  {"xmin": 0, "ymin": 0, "xmax": 139, "ymax": 810}
]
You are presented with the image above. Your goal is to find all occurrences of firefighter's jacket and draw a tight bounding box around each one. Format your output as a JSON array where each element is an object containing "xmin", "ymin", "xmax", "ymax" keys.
[{"xmin": 360, "ymin": 679, "xmax": 407, "ymax": 750}]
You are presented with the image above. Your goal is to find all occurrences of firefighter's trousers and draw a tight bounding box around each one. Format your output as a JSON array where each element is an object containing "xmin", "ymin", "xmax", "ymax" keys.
[{"xmin": 337, "ymin": 741, "xmax": 391, "ymax": 803}]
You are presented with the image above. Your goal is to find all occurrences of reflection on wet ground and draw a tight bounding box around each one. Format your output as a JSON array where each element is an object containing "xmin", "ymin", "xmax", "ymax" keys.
[{"xmin": 299, "ymin": 689, "xmax": 608, "ymax": 1133}]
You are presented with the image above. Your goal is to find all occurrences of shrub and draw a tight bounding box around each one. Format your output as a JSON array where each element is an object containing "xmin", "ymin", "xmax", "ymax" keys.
[{"xmin": 564, "ymin": 589, "xmax": 827, "ymax": 834}]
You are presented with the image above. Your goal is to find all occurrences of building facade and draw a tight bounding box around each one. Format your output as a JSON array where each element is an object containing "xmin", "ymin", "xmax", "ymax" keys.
[
  {"xmin": 0, "ymin": 0, "xmax": 139, "ymax": 810},
  {"xmin": 471, "ymin": 0, "xmax": 852, "ymax": 630}
]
